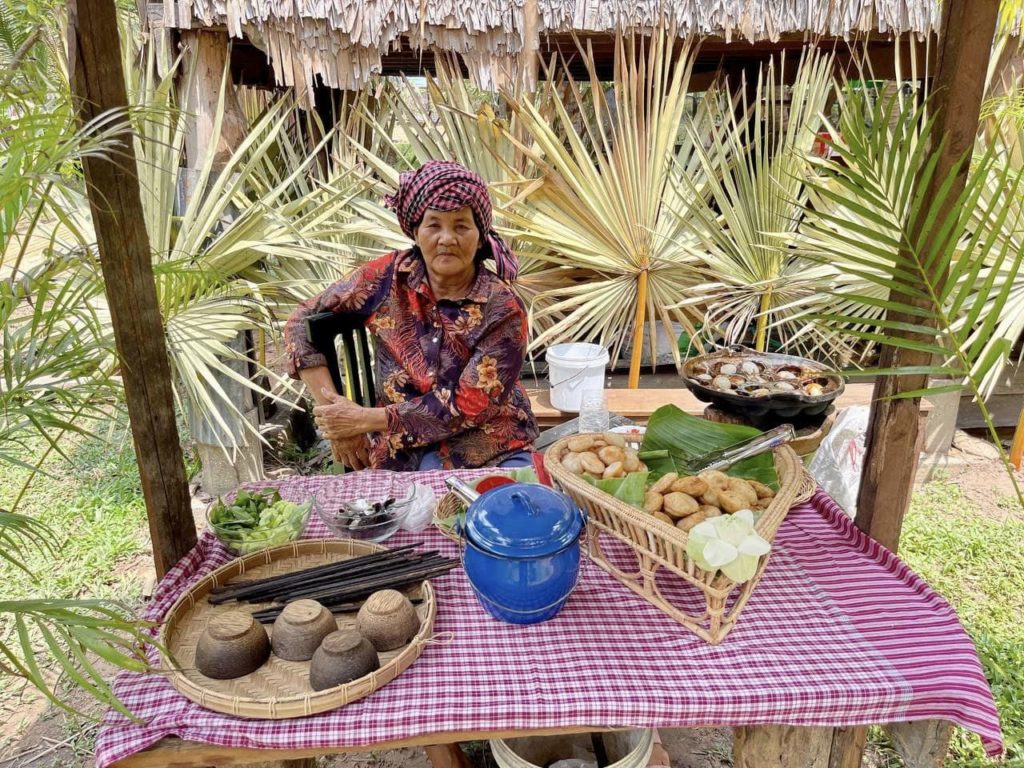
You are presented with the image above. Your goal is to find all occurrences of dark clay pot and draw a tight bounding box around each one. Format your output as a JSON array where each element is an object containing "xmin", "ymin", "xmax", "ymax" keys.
[
  {"xmin": 308, "ymin": 630, "xmax": 380, "ymax": 691},
  {"xmin": 271, "ymin": 599, "xmax": 337, "ymax": 661},
  {"xmin": 195, "ymin": 611, "xmax": 270, "ymax": 679}
]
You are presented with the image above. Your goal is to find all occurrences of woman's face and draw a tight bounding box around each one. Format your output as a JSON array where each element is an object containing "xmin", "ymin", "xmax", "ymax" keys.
[{"xmin": 414, "ymin": 207, "xmax": 481, "ymax": 286}]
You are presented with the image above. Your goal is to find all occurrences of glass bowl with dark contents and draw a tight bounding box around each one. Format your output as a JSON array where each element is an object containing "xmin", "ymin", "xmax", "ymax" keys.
[{"xmin": 318, "ymin": 476, "xmax": 412, "ymax": 543}]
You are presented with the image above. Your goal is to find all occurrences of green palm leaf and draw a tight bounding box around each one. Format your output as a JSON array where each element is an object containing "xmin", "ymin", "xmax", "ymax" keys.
[
  {"xmin": 498, "ymin": 33, "xmax": 708, "ymax": 375},
  {"xmin": 679, "ymin": 51, "xmax": 833, "ymax": 355},
  {"xmin": 0, "ymin": 599, "xmax": 160, "ymax": 720},
  {"xmin": 799, "ymin": 88, "xmax": 1024, "ymax": 506}
]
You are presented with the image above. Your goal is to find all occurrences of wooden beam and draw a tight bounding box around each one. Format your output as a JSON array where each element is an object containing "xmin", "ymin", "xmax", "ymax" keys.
[
  {"xmin": 855, "ymin": 0, "xmax": 1000, "ymax": 554},
  {"xmin": 846, "ymin": 3, "xmax": 998, "ymax": 766},
  {"xmin": 521, "ymin": 0, "xmax": 540, "ymax": 91},
  {"xmin": 180, "ymin": 29, "xmax": 247, "ymax": 170},
  {"xmin": 112, "ymin": 727, "xmax": 606, "ymax": 767},
  {"xmin": 68, "ymin": 0, "xmax": 197, "ymax": 576}
]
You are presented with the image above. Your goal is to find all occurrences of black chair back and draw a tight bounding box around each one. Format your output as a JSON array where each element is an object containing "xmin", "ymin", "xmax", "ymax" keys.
[{"xmin": 303, "ymin": 312, "xmax": 376, "ymax": 407}]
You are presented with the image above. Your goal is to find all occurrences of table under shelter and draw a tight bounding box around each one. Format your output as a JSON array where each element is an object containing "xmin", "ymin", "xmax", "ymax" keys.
[
  {"xmin": 96, "ymin": 470, "xmax": 1003, "ymax": 768},
  {"xmin": 64, "ymin": 0, "xmax": 1007, "ymax": 764}
]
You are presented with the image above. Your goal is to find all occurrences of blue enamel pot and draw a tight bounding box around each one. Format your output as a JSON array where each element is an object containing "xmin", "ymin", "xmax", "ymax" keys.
[{"xmin": 445, "ymin": 477, "xmax": 585, "ymax": 625}]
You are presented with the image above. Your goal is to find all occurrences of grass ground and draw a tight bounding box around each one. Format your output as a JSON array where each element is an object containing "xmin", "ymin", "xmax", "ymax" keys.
[
  {"xmin": 0, "ymin": 430, "xmax": 1021, "ymax": 767},
  {"xmin": 0, "ymin": 426, "xmax": 153, "ymax": 762},
  {"xmin": 896, "ymin": 475, "xmax": 1024, "ymax": 765}
]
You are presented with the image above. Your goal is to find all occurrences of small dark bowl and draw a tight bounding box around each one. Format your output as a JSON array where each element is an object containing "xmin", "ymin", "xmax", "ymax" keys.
[
  {"xmin": 195, "ymin": 611, "xmax": 271, "ymax": 679},
  {"xmin": 309, "ymin": 630, "xmax": 380, "ymax": 691},
  {"xmin": 271, "ymin": 599, "xmax": 338, "ymax": 662},
  {"xmin": 682, "ymin": 346, "xmax": 845, "ymax": 426},
  {"xmin": 356, "ymin": 590, "xmax": 421, "ymax": 652}
]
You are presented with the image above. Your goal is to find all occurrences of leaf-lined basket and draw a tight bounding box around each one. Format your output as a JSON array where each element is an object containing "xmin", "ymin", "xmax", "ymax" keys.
[{"xmin": 545, "ymin": 438, "xmax": 813, "ymax": 644}]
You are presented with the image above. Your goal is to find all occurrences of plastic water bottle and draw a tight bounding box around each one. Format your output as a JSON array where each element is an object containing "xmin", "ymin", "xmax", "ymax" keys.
[{"xmin": 578, "ymin": 387, "xmax": 609, "ymax": 433}]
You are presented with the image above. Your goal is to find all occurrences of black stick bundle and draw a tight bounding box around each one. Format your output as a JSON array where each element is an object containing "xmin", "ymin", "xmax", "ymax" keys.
[
  {"xmin": 208, "ymin": 545, "xmax": 422, "ymax": 604},
  {"xmin": 249, "ymin": 562, "xmax": 455, "ymax": 623},
  {"xmin": 210, "ymin": 545, "xmax": 458, "ymax": 620}
]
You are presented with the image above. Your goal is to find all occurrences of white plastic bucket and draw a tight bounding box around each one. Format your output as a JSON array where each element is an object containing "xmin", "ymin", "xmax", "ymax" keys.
[
  {"xmin": 490, "ymin": 730, "xmax": 654, "ymax": 768},
  {"xmin": 545, "ymin": 343, "xmax": 610, "ymax": 413}
]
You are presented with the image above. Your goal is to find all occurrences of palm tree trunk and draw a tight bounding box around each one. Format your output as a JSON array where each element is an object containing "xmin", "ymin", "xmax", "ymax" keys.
[
  {"xmin": 754, "ymin": 289, "xmax": 773, "ymax": 352},
  {"xmin": 628, "ymin": 270, "xmax": 649, "ymax": 388}
]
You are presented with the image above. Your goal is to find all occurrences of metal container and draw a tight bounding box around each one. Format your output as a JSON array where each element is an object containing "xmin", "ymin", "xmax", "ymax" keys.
[
  {"xmin": 446, "ymin": 478, "xmax": 585, "ymax": 625},
  {"xmin": 681, "ymin": 346, "xmax": 845, "ymax": 425}
]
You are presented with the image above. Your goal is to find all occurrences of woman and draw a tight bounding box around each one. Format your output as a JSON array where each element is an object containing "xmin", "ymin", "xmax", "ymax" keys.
[{"xmin": 285, "ymin": 160, "xmax": 539, "ymax": 470}]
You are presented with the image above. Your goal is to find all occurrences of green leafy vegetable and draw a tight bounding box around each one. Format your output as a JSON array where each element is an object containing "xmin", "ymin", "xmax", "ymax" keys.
[
  {"xmin": 208, "ymin": 488, "xmax": 311, "ymax": 554},
  {"xmin": 641, "ymin": 405, "xmax": 778, "ymax": 487}
]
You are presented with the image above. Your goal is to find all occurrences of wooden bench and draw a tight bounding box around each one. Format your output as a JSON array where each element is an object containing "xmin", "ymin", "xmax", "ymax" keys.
[
  {"xmin": 111, "ymin": 721, "xmax": 955, "ymax": 768},
  {"xmin": 527, "ymin": 383, "xmax": 933, "ymax": 428}
]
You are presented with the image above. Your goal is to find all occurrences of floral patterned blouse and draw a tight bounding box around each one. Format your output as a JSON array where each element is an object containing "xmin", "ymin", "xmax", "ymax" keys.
[{"xmin": 285, "ymin": 249, "xmax": 538, "ymax": 470}]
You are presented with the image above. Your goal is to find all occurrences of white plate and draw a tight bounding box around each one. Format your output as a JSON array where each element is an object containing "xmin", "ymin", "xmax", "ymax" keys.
[{"xmin": 609, "ymin": 425, "xmax": 646, "ymax": 436}]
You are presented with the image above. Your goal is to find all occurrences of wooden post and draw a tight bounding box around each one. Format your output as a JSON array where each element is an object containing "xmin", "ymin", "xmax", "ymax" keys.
[
  {"xmin": 68, "ymin": 0, "xmax": 197, "ymax": 576},
  {"xmin": 843, "ymin": 2, "xmax": 999, "ymax": 766},
  {"xmin": 178, "ymin": 28, "xmax": 265, "ymax": 495},
  {"xmin": 885, "ymin": 720, "xmax": 955, "ymax": 768},
  {"xmin": 521, "ymin": 0, "xmax": 540, "ymax": 91},
  {"xmin": 855, "ymin": 0, "xmax": 1000, "ymax": 553},
  {"xmin": 733, "ymin": 725, "xmax": 833, "ymax": 767},
  {"xmin": 1011, "ymin": 406, "xmax": 1024, "ymax": 469},
  {"xmin": 180, "ymin": 30, "xmax": 247, "ymax": 170}
]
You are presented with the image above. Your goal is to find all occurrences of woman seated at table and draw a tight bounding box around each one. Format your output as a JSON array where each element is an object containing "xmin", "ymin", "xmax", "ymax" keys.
[{"xmin": 285, "ymin": 160, "xmax": 539, "ymax": 471}]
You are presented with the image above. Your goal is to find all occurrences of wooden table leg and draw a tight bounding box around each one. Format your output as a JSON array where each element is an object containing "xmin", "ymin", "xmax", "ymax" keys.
[
  {"xmin": 733, "ymin": 725, "xmax": 834, "ymax": 767},
  {"xmin": 424, "ymin": 743, "xmax": 472, "ymax": 768},
  {"xmin": 829, "ymin": 725, "xmax": 868, "ymax": 768},
  {"xmin": 885, "ymin": 720, "xmax": 953, "ymax": 768}
]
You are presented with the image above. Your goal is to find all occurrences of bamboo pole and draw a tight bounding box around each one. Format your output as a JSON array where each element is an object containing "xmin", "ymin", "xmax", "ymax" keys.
[
  {"xmin": 1010, "ymin": 407, "xmax": 1024, "ymax": 470},
  {"xmin": 628, "ymin": 269, "xmax": 649, "ymax": 389}
]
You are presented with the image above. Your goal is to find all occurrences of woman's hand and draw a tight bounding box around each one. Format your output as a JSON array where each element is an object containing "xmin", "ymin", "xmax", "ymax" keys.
[
  {"xmin": 313, "ymin": 390, "xmax": 388, "ymax": 440},
  {"xmin": 330, "ymin": 435, "xmax": 371, "ymax": 470}
]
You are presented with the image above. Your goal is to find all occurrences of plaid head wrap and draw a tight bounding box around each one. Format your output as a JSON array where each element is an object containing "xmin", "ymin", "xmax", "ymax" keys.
[{"xmin": 384, "ymin": 160, "xmax": 519, "ymax": 282}]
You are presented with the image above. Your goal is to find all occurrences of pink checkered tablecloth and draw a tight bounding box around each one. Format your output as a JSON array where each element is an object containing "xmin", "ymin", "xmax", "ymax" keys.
[{"xmin": 94, "ymin": 470, "xmax": 1003, "ymax": 766}]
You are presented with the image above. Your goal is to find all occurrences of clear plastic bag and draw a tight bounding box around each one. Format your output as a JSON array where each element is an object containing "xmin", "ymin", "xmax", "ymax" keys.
[
  {"xmin": 399, "ymin": 482, "xmax": 437, "ymax": 532},
  {"xmin": 807, "ymin": 406, "xmax": 870, "ymax": 517}
]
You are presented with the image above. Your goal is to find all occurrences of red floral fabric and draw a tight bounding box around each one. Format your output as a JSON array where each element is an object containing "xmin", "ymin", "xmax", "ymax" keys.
[{"xmin": 285, "ymin": 249, "xmax": 538, "ymax": 470}]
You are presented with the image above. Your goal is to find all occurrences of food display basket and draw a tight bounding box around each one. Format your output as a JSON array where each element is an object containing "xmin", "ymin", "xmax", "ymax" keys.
[{"xmin": 544, "ymin": 438, "xmax": 814, "ymax": 644}]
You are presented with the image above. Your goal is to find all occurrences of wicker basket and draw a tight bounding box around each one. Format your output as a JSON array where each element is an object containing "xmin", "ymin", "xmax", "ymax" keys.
[
  {"xmin": 433, "ymin": 492, "xmax": 465, "ymax": 543},
  {"xmin": 544, "ymin": 437, "xmax": 814, "ymax": 644}
]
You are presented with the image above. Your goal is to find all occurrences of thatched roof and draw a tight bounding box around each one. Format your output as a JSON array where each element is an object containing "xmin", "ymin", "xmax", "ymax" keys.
[{"xmin": 162, "ymin": 1, "xmax": 940, "ymax": 94}]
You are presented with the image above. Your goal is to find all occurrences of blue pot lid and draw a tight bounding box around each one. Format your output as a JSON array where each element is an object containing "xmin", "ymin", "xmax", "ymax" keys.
[{"xmin": 464, "ymin": 484, "xmax": 584, "ymax": 558}]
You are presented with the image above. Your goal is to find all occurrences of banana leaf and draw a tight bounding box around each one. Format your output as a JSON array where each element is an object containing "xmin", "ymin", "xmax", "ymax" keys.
[
  {"xmin": 640, "ymin": 405, "xmax": 779, "ymax": 488},
  {"xmin": 582, "ymin": 471, "xmax": 650, "ymax": 510}
]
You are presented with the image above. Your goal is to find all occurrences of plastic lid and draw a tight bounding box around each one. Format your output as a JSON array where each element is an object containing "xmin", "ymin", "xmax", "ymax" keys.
[
  {"xmin": 545, "ymin": 343, "xmax": 610, "ymax": 366},
  {"xmin": 464, "ymin": 484, "xmax": 584, "ymax": 558}
]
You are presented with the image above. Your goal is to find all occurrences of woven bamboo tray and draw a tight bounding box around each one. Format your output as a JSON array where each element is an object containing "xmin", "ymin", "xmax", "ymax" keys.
[
  {"xmin": 159, "ymin": 538, "xmax": 436, "ymax": 718},
  {"xmin": 545, "ymin": 437, "xmax": 814, "ymax": 644}
]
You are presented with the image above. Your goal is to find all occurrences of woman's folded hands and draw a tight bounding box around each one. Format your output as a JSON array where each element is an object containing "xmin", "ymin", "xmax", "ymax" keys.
[{"xmin": 313, "ymin": 389, "xmax": 387, "ymax": 470}]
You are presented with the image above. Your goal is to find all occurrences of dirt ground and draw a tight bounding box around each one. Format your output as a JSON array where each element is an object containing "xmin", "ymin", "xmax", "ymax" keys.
[{"xmin": 2, "ymin": 447, "xmax": 1020, "ymax": 768}]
